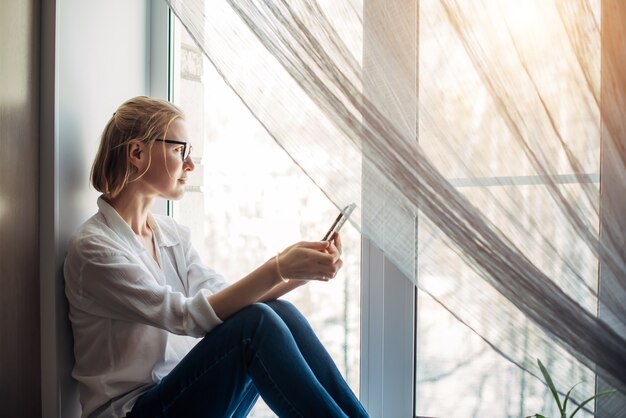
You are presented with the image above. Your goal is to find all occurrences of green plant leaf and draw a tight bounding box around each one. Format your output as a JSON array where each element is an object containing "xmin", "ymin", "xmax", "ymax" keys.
[
  {"xmin": 562, "ymin": 382, "xmax": 582, "ymax": 414},
  {"xmin": 525, "ymin": 415, "xmax": 548, "ymax": 418},
  {"xmin": 569, "ymin": 389, "xmax": 616, "ymax": 418},
  {"xmin": 538, "ymin": 359, "xmax": 563, "ymax": 413}
]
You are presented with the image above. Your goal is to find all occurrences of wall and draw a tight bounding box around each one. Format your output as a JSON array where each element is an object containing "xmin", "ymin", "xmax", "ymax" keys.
[
  {"xmin": 40, "ymin": 1, "xmax": 156, "ymax": 416},
  {"xmin": 0, "ymin": 0, "xmax": 41, "ymax": 416}
]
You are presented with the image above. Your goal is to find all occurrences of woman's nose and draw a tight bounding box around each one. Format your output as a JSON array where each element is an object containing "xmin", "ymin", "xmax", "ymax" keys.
[{"xmin": 184, "ymin": 157, "xmax": 195, "ymax": 171}]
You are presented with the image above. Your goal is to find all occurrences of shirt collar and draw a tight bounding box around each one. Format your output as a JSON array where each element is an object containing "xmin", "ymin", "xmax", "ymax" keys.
[
  {"xmin": 148, "ymin": 213, "xmax": 177, "ymax": 247},
  {"xmin": 97, "ymin": 196, "xmax": 174, "ymax": 251}
]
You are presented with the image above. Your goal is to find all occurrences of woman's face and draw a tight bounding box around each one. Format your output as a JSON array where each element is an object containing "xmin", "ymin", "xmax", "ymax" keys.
[{"xmin": 141, "ymin": 118, "xmax": 195, "ymax": 200}]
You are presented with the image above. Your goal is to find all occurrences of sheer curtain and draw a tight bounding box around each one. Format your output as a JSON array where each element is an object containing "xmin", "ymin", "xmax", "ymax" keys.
[{"xmin": 166, "ymin": 0, "xmax": 626, "ymax": 414}]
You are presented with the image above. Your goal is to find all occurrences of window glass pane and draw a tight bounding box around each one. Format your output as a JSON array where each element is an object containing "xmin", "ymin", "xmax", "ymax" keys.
[
  {"xmin": 416, "ymin": 184, "xmax": 597, "ymax": 417},
  {"xmin": 170, "ymin": 16, "xmax": 361, "ymax": 417},
  {"xmin": 415, "ymin": 0, "xmax": 600, "ymax": 416}
]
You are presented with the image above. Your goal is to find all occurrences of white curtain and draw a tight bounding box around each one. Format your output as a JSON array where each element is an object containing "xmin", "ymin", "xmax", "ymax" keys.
[{"xmin": 166, "ymin": 0, "xmax": 626, "ymax": 415}]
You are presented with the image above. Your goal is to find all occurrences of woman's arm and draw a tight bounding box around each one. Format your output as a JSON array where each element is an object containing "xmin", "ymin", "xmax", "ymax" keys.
[
  {"xmin": 257, "ymin": 279, "xmax": 306, "ymax": 303},
  {"xmin": 208, "ymin": 239, "xmax": 342, "ymax": 319},
  {"xmin": 207, "ymin": 258, "xmax": 284, "ymax": 320}
]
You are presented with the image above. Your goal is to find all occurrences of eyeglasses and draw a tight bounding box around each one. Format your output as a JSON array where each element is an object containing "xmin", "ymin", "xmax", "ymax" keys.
[{"xmin": 154, "ymin": 139, "xmax": 193, "ymax": 162}]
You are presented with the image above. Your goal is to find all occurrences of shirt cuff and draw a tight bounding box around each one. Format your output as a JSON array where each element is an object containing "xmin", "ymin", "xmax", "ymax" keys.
[{"xmin": 183, "ymin": 288, "xmax": 223, "ymax": 337}]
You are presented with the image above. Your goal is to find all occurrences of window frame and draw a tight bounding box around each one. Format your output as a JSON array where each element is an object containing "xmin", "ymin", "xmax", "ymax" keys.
[
  {"xmin": 151, "ymin": 1, "xmax": 626, "ymax": 417},
  {"xmin": 360, "ymin": 240, "xmax": 417, "ymax": 417},
  {"xmin": 360, "ymin": 1, "xmax": 418, "ymax": 417},
  {"xmin": 149, "ymin": 0, "xmax": 172, "ymax": 217},
  {"xmin": 597, "ymin": 1, "xmax": 626, "ymax": 415}
]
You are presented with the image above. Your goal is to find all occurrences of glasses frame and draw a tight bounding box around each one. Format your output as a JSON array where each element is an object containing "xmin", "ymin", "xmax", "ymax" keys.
[{"xmin": 154, "ymin": 139, "xmax": 192, "ymax": 162}]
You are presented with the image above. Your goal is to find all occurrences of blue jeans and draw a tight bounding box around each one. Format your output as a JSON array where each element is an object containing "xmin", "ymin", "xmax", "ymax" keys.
[{"xmin": 127, "ymin": 300, "xmax": 368, "ymax": 418}]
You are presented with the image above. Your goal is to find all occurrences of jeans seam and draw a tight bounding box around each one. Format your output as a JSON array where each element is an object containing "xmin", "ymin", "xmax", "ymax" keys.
[{"xmin": 254, "ymin": 351, "xmax": 304, "ymax": 418}]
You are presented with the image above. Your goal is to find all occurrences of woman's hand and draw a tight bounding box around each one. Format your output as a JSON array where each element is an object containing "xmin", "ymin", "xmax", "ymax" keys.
[
  {"xmin": 328, "ymin": 231, "xmax": 342, "ymax": 255},
  {"xmin": 278, "ymin": 234, "xmax": 344, "ymax": 281}
]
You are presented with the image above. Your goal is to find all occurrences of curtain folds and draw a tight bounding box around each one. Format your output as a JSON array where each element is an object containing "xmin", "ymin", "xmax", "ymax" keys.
[{"xmin": 167, "ymin": 0, "xmax": 626, "ymax": 413}]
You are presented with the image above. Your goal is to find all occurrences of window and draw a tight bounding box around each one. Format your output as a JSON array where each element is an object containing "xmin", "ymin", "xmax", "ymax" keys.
[
  {"xmin": 413, "ymin": 1, "xmax": 599, "ymax": 417},
  {"xmin": 168, "ymin": 13, "xmax": 362, "ymax": 417},
  {"xmin": 153, "ymin": 1, "xmax": 624, "ymax": 417}
]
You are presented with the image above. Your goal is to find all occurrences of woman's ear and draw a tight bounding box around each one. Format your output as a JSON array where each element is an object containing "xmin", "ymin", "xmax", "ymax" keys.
[{"xmin": 128, "ymin": 140, "xmax": 147, "ymax": 172}]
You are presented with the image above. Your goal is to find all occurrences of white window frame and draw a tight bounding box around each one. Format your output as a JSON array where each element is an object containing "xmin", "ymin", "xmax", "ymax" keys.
[
  {"xmin": 360, "ymin": 1, "xmax": 417, "ymax": 417},
  {"xmin": 361, "ymin": 240, "xmax": 416, "ymax": 418},
  {"xmin": 149, "ymin": 0, "xmax": 171, "ymax": 216}
]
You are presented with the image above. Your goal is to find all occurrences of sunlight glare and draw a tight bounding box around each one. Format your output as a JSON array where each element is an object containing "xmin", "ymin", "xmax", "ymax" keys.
[{"xmin": 502, "ymin": 0, "xmax": 548, "ymax": 41}]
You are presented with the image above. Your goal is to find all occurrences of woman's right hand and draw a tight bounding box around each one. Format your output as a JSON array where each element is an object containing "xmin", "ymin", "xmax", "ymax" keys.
[{"xmin": 277, "ymin": 241, "xmax": 342, "ymax": 281}]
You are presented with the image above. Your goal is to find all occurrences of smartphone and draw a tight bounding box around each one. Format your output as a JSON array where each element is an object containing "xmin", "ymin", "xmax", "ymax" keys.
[{"xmin": 322, "ymin": 203, "xmax": 356, "ymax": 241}]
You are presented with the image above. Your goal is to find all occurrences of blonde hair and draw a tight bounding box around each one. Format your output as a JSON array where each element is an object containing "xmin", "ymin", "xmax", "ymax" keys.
[{"xmin": 91, "ymin": 96, "xmax": 184, "ymax": 199}]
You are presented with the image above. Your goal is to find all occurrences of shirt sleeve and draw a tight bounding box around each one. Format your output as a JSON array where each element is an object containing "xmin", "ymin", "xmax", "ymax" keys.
[
  {"xmin": 67, "ymin": 250, "xmax": 223, "ymax": 337},
  {"xmin": 186, "ymin": 245, "xmax": 230, "ymax": 296},
  {"xmin": 175, "ymin": 222, "xmax": 230, "ymax": 296}
]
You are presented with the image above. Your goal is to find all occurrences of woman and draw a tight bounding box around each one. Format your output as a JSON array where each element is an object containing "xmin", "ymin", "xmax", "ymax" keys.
[{"xmin": 64, "ymin": 96, "xmax": 368, "ymax": 418}]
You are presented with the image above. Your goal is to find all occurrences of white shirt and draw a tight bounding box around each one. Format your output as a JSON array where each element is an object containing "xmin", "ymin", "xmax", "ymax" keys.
[{"xmin": 64, "ymin": 197, "xmax": 229, "ymax": 418}]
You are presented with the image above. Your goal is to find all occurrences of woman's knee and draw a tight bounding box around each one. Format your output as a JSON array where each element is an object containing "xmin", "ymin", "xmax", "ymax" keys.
[
  {"xmin": 265, "ymin": 300, "xmax": 311, "ymax": 329},
  {"xmin": 241, "ymin": 303, "xmax": 286, "ymax": 330},
  {"xmin": 238, "ymin": 303, "xmax": 295, "ymax": 348},
  {"xmin": 266, "ymin": 299, "xmax": 298, "ymax": 316}
]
